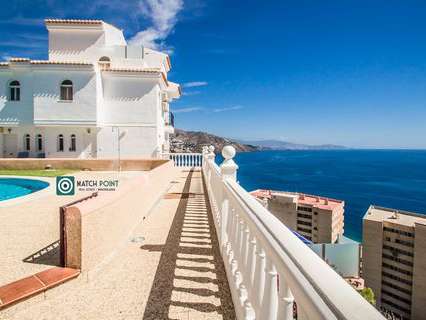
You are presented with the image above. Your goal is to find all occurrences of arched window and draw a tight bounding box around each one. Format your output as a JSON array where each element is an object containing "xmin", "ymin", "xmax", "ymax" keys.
[
  {"xmin": 99, "ymin": 56, "xmax": 110, "ymax": 62},
  {"xmin": 57, "ymin": 134, "xmax": 64, "ymax": 152},
  {"xmin": 24, "ymin": 134, "xmax": 30, "ymax": 151},
  {"xmin": 36, "ymin": 134, "xmax": 43, "ymax": 151},
  {"xmin": 70, "ymin": 134, "xmax": 76, "ymax": 152},
  {"xmin": 98, "ymin": 56, "xmax": 111, "ymax": 70},
  {"xmin": 10, "ymin": 80, "xmax": 20, "ymax": 101},
  {"xmin": 60, "ymin": 80, "xmax": 73, "ymax": 101}
]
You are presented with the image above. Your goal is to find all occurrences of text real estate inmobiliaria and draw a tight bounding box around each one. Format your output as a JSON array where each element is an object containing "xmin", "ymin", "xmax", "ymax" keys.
[{"xmin": 0, "ymin": 19, "xmax": 180, "ymax": 159}]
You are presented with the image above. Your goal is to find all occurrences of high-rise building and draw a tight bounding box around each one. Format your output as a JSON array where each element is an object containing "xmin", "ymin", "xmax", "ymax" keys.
[
  {"xmin": 251, "ymin": 190, "xmax": 344, "ymax": 243},
  {"xmin": 363, "ymin": 205, "xmax": 426, "ymax": 320}
]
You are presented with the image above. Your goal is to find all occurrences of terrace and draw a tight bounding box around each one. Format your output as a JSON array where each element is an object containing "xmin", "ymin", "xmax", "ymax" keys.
[{"xmin": 0, "ymin": 149, "xmax": 384, "ymax": 319}]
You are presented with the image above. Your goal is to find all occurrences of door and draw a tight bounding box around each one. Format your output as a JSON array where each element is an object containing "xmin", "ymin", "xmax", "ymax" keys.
[{"xmin": 3, "ymin": 134, "xmax": 18, "ymax": 157}]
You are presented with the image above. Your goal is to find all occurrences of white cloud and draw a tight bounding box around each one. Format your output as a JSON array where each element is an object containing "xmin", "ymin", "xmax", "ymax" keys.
[
  {"xmin": 182, "ymin": 90, "xmax": 201, "ymax": 96},
  {"xmin": 212, "ymin": 106, "xmax": 244, "ymax": 113},
  {"xmin": 173, "ymin": 107, "xmax": 203, "ymax": 113},
  {"xmin": 129, "ymin": 0, "xmax": 183, "ymax": 52},
  {"xmin": 183, "ymin": 81, "xmax": 208, "ymax": 88}
]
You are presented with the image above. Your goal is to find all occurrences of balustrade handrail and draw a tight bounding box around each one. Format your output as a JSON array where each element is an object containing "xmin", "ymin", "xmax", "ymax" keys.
[
  {"xmin": 163, "ymin": 152, "xmax": 203, "ymax": 167},
  {"xmin": 201, "ymin": 146, "xmax": 384, "ymax": 320}
]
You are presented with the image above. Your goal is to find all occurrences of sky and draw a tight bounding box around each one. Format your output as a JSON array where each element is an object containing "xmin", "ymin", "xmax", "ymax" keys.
[{"xmin": 1, "ymin": 0, "xmax": 426, "ymax": 148}]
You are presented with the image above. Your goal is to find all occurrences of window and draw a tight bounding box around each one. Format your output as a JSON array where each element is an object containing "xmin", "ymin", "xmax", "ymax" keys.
[
  {"xmin": 70, "ymin": 134, "xmax": 76, "ymax": 152},
  {"xmin": 60, "ymin": 80, "xmax": 73, "ymax": 101},
  {"xmin": 24, "ymin": 134, "xmax": 30, "ymax": 151},
  {"xmin": 57, "ymin": 134, "xmax": 64, "ymax": 152},
  {"xmin": 10, "ymin": 80, "xmax": 20, "ymax": 101},
  {"xmin": 98, "ymin": 56, "xmax": 111, "ymax": 69},
  {"xmin": 36, "ymin": 134, "xmax": 43, "ymax": 151},
  {"xmin": 99, "ymin": 56, "xmax": 110, "ymax": 63}
]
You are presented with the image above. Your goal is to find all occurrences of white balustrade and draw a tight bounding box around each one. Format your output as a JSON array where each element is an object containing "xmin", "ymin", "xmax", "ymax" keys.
[
  {"xmin": 202, "ymin": 145, "xmax": 384, "ymax": 320},
  {"xmin": 164, "ymin": 152, "xmax": 203, "ymax": 168}
]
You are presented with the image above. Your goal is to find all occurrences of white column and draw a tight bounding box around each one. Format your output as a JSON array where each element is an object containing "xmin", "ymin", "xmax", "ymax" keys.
[
  {"xmin": 263, "ymin": 258, "xmax": 278, "ymax": 320},
  {"xmin": 220, "ymin": 145, "xmax": 238, "ymax": 255},
  {"xmin": 278, "ymin": 273, "xmax": 295, "ymax": 320},
  {"xmin": 254, "ymin": 246, "xmax": 266, "ymax": 310},
  {"xmin": 219, "ymin": 145, "xmax": 238, "ymax": 181}
]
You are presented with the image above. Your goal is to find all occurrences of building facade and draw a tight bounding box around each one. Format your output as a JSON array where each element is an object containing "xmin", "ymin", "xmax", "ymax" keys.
[
  {"xmin": 363, "ymin": 206, "xmax": 426, "ymax": 320},
  {"xmin": 0, "ymin": 19, "xmax": 180, "ymax": 159},
  {"xmin": 251, "ymin": 190, "xmax": 345, "ymax": 243}
]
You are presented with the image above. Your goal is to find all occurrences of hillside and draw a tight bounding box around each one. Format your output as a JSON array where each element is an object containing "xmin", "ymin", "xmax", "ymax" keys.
[
  {"xmin": 170, "ymin": 129, "xmax": 260, "ymax": 153},
  {"xmin": 238, "ymin": 139, "xmax": 347, "ymax": 150}
]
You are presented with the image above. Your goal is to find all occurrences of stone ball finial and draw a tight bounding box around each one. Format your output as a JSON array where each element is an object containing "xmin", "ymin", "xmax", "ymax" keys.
[
  {"xmin": 208, "ymin": 145, "xmax": 215, "ymax": 153},
  {"xmin": 222, "ymin": 145, "xmax": 236, "ymax": 160}
]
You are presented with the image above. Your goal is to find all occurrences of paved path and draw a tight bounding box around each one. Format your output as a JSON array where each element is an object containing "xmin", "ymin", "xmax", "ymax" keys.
[
  {"xmin": 0, "ymin": 171, "xmax": 140, "ymax": 286},
  {"xmin": 1, "ymin": 170, "xmax": 235, "ymax": 319}
]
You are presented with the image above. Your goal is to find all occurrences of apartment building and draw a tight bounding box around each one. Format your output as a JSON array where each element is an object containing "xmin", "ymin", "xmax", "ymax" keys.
[
  {"xmin": 363, "ymin": 205, "xmax": 426, "ymax": 320},
  {"xmin": 251, "ymin": 190, "xmax": 345, "ymax": 243}
]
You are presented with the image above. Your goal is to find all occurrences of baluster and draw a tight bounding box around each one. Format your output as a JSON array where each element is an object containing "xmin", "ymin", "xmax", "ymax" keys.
[
  {"xmin": 247, "ymin": 235, "xmax": 257, "ymax": 292},
  {"xmin": 225, "ymin": 208, "xmax": 235, "ymax": 258},
  {"xmin": 236, "ymin": 219, "xmax": 249, "ymax": 307},
  {"xmin": 238, "ymin": 219, "xmax": 245, "ymax": 266},
  {"xmin": 253, "ymin": 245, "xmax": 266, "ymax": 311},
  {"xmin": 220, "ymin": 189, "xmax": 229, "ymax": 253},
  {"xmin": 242, "ymin": 223, "xmax": 250, "ymax": 270},
  {"xmin": 231, "ymin": 213, "xmax": 240, "ymax": 272},
  {"xmin": 262, "ymin": 258, "xmax": 278, "ymax": 320},
  {"xmin": 277, "ymin": 273, "xmax": 295, "ymax": 320}
]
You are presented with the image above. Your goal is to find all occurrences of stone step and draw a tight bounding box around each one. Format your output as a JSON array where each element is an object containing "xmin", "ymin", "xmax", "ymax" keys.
[{"xmin": 0, "ymin": 267, "xmax": 80, "ymax": 310}]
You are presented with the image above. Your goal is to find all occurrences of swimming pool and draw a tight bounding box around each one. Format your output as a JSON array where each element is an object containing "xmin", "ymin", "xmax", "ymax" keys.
[{"xmin": 0, "ymin": 178, "xmax": 50, "ymax": 202}]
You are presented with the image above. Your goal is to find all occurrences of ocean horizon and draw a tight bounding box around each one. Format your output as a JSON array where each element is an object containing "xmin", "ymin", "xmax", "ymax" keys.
[{"xmin": 219, "ymin": 149, "xmax": 426, "ymax": 242}]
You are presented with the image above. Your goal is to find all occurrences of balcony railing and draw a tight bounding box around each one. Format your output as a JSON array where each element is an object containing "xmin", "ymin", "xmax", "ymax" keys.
[
  {"xmin": 164, "ymin": 152, "xmax": 203, "ymax": 167},
  {"xmin": 201, "ymin": 145, "xmax": 384, "ymax": 320}
]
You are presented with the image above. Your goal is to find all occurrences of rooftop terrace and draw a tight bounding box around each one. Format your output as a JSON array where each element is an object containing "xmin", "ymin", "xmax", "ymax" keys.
[{"xmin": 0, "ymin": 151, "xmax": 384, "ymax": 319}]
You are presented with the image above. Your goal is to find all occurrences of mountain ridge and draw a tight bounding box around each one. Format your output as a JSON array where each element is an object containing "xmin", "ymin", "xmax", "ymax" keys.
[{"xmin": 170, "ymin": 129, "xmax": 347, "ymax": 153}]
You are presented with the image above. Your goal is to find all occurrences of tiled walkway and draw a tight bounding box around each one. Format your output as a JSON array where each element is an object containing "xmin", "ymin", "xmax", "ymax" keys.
[{"xmin": 2, "ymin": 170, "xmax": 235, "ymax": 319}]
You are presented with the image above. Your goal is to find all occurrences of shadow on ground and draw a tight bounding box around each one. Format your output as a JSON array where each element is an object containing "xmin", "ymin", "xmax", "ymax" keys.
[
  {"xmin": 141, "ymin": 169, "xmax": 235, "ymax": 320},
  {"xmin": 22, "ymin": 240, "xmax": 60, "ymax": 266}
]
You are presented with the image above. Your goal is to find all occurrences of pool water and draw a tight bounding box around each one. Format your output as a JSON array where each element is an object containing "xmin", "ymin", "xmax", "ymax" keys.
[{"xmin": 0, "ymin": 178, "xmax": 50, "ymax": 201}]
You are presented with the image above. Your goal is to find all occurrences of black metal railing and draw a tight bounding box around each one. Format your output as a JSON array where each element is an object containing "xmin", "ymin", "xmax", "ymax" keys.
[{"xmin": 169, "ymin": 112, "xmax": 175, "ymax": 127}]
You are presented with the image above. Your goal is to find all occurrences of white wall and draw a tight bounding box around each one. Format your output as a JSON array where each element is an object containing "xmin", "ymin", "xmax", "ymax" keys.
[
  {"xmin": 0, "ymin": 67, "xmax": 35, "ymax": 125},
  {"xmin": 33, "ymin": 69, "xmax": 97, "ymax": 125},
  {"xmin": 49, "ymin": 29, "xmax": 105, "ymax": 62},
  {"xmin": 100, "ymin": 75, "xmax": 160, "ymax": 125},
  {"xmin": 1, "ymin": 126, "xmax": 95, "ymax": 158},
  {"xmin": 97, "ymin": 126, "xmax": 159, "ymax": 159}
]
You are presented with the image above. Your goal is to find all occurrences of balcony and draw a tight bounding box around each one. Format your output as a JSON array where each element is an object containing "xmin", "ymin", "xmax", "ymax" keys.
[{"xmin": 0, "ymin": 151, "xmax": 384, "ymax": 319}]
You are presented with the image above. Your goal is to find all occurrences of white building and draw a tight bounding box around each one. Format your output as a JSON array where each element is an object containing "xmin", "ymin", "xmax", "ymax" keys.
[{"xmin": 0, "ymin": 19, "xmax": 180, "ymax": 159}]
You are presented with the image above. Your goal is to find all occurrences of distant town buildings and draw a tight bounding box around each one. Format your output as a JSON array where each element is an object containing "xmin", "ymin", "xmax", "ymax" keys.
[
  {"xmin": 363, "ymin": 205, "xmax": 426, "ymax": 320},
  {"xmin": 251, "ymin": 190, "xmax": 345, "ymax": 243}
]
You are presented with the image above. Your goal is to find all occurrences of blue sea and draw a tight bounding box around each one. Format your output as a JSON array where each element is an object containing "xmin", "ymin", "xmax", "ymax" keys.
[{"xmin": 220, "ymin": 150, "xmax": 426, "ymax": 242}]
